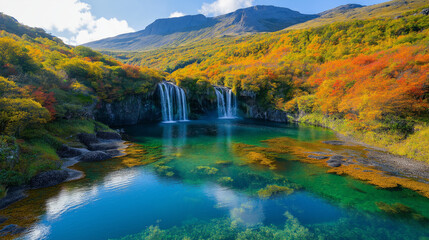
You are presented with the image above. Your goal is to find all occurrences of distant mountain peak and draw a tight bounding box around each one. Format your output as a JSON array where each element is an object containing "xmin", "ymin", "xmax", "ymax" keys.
[
  {"xmin": 319, "ymin": 4, "xmax": 365, "ymax": 16},
  {"xmin": 84, "ymin": 5, "xmax": 317, "ymax": 51}
]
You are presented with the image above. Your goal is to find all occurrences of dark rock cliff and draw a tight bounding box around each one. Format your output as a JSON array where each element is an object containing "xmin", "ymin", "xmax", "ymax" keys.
[
  {"xmin": 238, "ymin": 91, "xmax": 289, "ymax": 123},
  {"xmin": 94, "ymin": 85, "xmax": 289, "ymax": 125},
  {"xmin": 95, "ymin": 94, "xmax": 162, "ymax": 126}
]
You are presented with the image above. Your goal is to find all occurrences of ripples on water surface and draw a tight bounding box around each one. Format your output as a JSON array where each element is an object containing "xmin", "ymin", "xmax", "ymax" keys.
[{"xmin": 2, "ymin": 120, "xmax": 428, "ymax": 240}]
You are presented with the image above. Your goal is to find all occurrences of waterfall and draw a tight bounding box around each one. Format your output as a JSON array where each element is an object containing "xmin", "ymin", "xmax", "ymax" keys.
[
  {"xmin": 214, "ymin": 86, "xmax": 237, "ymax": 119},
  {"xmin": 159, "ymin": 82, "xmax": 189, "ymax": 122}
]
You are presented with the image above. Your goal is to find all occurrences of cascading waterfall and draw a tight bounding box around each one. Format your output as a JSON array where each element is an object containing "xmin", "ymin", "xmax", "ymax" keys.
[
  {"xmin": 159, "ymin": 82, "xmax": 189, "ymax": 122},
  {"xmin": 214, "ymin": 86, "xmax": 237, "ymax": 119}
]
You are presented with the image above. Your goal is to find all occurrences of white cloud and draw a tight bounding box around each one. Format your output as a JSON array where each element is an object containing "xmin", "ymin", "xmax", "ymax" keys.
[
  {"xmin": 199, "ymin": 0, "xmax": 254, "ymax": 16},
  {"xmin": 0, "ymin": 0, "xmax": 134, "ymax": 45},
  {"xmin": 169, "ymin": 11, "xmax": 185, "ymax": 18}
]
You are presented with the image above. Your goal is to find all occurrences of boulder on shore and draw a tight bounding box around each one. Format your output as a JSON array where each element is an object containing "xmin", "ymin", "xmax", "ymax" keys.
[
  {"xmin": 29, "ymin": 170, "xmax": 69, "ymax": 189},
  {"xmin": 57, "ymin": 145, "xmax": 89, "ymax": 158},
  {"xmin": 96, "ymin": 131, "xmax": 122, "ymax": 140},
  {"xmin": 79, "ymin": 151, "xmax": 111, "ymax": 162},
  {"xmin": 88, "ymin": 141, "xmax": 122, "ymax": 151},
  {"xmin": 78, "ymin": 133, "xmax": 99, "ymax": 147}
]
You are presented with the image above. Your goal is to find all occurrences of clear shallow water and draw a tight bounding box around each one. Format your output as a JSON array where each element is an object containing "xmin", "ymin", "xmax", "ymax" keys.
[{"xmin": 3, "ymin": 120, "xmax": 429, "ymax": 239}]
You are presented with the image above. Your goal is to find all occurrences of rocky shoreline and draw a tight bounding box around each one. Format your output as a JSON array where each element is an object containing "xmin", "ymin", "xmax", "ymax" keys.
[
  {"xmin": 0, "ymin": 131, "xmax": 128, "ymax": 236},
  {"xmin": 334, "ymin": 133, "xmax": 429, "ymax": 181}
]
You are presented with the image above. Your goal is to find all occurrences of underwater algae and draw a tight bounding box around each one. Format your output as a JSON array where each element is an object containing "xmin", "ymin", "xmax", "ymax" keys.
[
  {"xmin": 375, "ymin": 202, "xmax": 428, "ymax": 222},
  {"xmin": 232, "ymin": 143, "xmax": 279, "ymax": 170},
  {"xmin": 257, "ymin": 185, "xmax": 294, "ymax": 199},
  {"xmin": 191, "ymin": 166, "xmax": 219, "ymax": 175},
  {"xmin": 115, "ymin": 211, "xmax": 313, "ymax": 240}
]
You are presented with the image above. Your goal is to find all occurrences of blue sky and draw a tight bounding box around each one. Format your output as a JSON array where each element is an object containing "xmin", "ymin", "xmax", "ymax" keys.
[{"xmin": 0, "ymin": 0, "xmax": 388, "ymax": 45}]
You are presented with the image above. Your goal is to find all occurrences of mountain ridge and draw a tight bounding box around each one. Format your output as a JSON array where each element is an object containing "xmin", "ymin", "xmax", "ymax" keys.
[{"xmin": 84, "ymin": 5, "xmax": 318, "ymax": 51}]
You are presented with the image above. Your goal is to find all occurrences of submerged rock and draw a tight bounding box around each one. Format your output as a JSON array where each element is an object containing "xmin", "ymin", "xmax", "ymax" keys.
[
  {"xmin": 0, "ymin": 216, "xmax": 7, "ymax": 224},
  {"xmin": 323, "ymin": 140, "xmax": 346, "ymax": 145},
  {"xmin": 326, "ymin": 155, "xmax": 345, "ymax": 167},
  {"xmin": 30, "ymin": 170, "xmax": 69, "ymax": 189},
  {"xmin": 421, "ymin": 8, "xmax": 429, "ymax": 15},
  {"xmin": 327, "ymin": 161, "xmax": 342, "ymax": 167},
  {"xmin": 0, "ymin": 224, "xmax": 25, "ymax": 236},
  {"xmin": 79, "ymin": 151, "xmax": 111, "ymax": 162},
  {"xmin": 0, "ymin": 188, "xmax": 27, "ymax": 210},
  {"xmin": 329, "ymin": 155, "xmax": 345, "ymax": 161},
  {"xmin": 308, "ymin": 155, "xmax": 329, "ymax": 160}
]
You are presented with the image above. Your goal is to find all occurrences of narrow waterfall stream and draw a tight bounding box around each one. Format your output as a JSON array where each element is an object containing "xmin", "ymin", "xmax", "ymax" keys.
[
  {"xmin": 214, "ymin": 86, "xmax": 237, "ymax": 119},
  {"xmin": 159, "ymin": 82, "xmax": 189, "ymax": 122}
]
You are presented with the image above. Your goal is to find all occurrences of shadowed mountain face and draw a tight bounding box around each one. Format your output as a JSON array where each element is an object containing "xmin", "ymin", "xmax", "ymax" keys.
[
  {"xmin": 142, "ymin": 14, "xmax": 218, "ymax": 36},
  {"xmin": 84, "ymin": 6, "xmax": 318, "ymax": 51}
]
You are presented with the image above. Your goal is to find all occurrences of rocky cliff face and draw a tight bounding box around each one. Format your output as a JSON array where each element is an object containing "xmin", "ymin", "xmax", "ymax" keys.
[
  {"xmin": 238, "ymin": 91, "xmax": 290, "ymax": 123},
  {"xmin": 94, "ymin": 86, "xmax": 289, "ymax": 126},
  {"xmin": 244, "ymin": 106, "xmax": 290, "ymax": 122},
  {"xmin": 95, "ymin": 94, "xmax": 161, "ymax": 126}
]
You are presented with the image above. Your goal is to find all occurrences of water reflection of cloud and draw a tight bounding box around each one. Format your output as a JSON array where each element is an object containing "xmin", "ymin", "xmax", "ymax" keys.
[
  {"xmin": 22, "ymin": 223, "xmax": 51, "ymax": 240},
  {"xmin": 45, "ymin": 169, "xmax": 138, "ymax": 221},
  {"xmin": 103, "ymin": 168, "xmax": 139, "ymax": 191},
  {"xmin": 205, "ymin": 184, "xmax": 264, "ymax": 227},
  {"xmin": 45, "ymin": 186, "xmax": 99, "ymax": 221}
]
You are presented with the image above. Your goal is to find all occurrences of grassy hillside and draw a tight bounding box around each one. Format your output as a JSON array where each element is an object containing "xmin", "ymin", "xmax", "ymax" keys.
[
  {"xmin": 106, "ymin": 3, "xmax": 429, "ymax": 162},
  {"xmin": 0, "ymin": 14, "xmax": 165, "ymax": 196}
]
